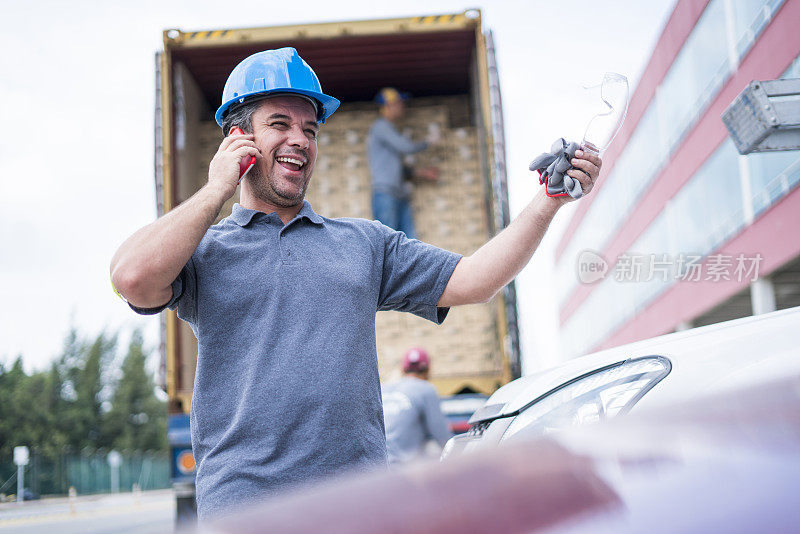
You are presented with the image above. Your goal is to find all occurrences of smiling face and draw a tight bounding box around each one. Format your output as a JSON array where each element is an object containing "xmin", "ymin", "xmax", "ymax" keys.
[{"xmin": 242, "ymin": 96, "xmax": 319, "ymax": 208}]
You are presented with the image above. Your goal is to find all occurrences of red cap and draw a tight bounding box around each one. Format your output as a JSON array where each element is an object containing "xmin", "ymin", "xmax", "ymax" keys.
[{"xmin": 403, "ymin": 347, "xmax": 430, "ymax": 373}]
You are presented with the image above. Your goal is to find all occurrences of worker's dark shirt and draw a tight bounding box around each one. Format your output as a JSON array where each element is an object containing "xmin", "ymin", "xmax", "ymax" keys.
[{"xmin": 132, "ymin": 201, "xmax": 460, "ymax": 520}]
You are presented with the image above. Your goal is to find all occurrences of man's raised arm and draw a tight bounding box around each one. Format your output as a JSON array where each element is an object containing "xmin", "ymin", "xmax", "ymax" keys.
[
  {"xmin": 110, "ymin": 133, "xmax": 259, "ymax": 309},
  {"xmin": 438, "ymin": 150, "xmax": 601, "ymax": 307}
]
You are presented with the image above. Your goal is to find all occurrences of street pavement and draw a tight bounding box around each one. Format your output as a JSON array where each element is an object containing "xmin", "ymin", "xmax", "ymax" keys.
[{"xmin": 0, "ymin": 489, "xmax": 174, "ymax": 533}]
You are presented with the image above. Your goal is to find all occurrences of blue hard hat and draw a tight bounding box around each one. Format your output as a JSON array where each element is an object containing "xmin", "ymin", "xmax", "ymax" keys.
[{"xmin": 215, "ymin": 47, "xmax": 340, "ymax": 126}]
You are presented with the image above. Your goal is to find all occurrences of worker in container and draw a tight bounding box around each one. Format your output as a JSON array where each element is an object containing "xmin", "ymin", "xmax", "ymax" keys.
[
  {"xmin": 382, "ymin": 347, "xmax": 452, "ymax": 466},
  {"xmin": 367, "ymin": 87, "xmax": 439, "ymax": 239},
  {"xmin": 109, "ymin": 47, "xmax": 601, "ymax": 521}
]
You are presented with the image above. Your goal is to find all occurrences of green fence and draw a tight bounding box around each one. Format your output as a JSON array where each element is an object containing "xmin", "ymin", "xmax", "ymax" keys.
[{"xmin": 0, "ymin": 449, "xmax": 170, "ymax": 497}]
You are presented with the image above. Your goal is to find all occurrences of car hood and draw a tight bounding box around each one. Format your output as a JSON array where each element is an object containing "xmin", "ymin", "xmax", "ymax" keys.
[
  {"xmin": 472, "ymin": 307, "xmax": 800, "ymax": 423},
  {"xmin": 205, "ymin": 373, "xmax": 800, "ymax": 534}
]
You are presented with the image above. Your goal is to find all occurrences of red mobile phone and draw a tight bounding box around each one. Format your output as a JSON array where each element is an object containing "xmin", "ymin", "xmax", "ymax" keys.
[{"xmin": 232, "ymin": 127, "xmax": 257, "ymax": 182}]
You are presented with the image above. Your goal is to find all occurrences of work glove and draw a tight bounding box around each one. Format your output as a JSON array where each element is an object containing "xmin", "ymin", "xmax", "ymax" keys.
[{"xmin": 529, "ymin": 138, "xmax": 583, "ymax": 199}]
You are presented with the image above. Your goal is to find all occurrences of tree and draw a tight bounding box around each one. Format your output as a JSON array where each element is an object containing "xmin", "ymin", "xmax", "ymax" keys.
[
  {"xmin": 106, "ymin": 330, "xmax": 167, "ymax": 452},
  {"xmin": 56, "ymin": 328, "xmax": 117, "ymax": 450},
  {"xmin": 0, "ymin": 357, "xmax": 63, "ymax": 469},
  {"xmin": 40, "ymin": 362, "xmax": 70, "ymax": 457},
  {"xmin": 79, "ymin": 332, "xmax": 116, "ymax": 449},
  {"xmin": 0, "ymin": 327, "xmax": 168, "ymax": 496},
  {"xmin": 0, "ymin": 357, "xmax": 28, "ymax": 461},
  {"xmin": 1, "ymin": 328, "xmax": 167, "ymax": 467}
]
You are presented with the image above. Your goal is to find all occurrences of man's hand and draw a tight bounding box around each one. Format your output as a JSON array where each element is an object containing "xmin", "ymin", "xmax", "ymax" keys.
[
  {"xmin": 557, "ymin": 149, "xmax": 602, "ymax": 204},
  {"xmin": 530, "ymin": 141, "xmax": 603, "ymax": 201},
  {"xmin": 415, "ymin": 166, "xmax": 440, "ymax": 182},
  {"xmin": 208, "ymin": 132, "xmax": 262, "ymax": 198},
  {"xmin": 438, "ymin": 150, "xmax": 601, "ymax": 307},
  {"xmin": 110, "ymin": 132, "xmax": 260, "ymax": 310}
]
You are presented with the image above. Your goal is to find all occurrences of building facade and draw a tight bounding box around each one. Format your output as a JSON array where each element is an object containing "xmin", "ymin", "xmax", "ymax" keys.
[{"xmin": 556, "ymin": 0, "xmax": 800, "ymax": 358}]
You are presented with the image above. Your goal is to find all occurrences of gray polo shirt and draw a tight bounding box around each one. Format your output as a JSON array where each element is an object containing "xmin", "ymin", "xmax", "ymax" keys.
[
  {"xmin": 367, "ymin": 117, "xmax": 428, "ymax": 199},
  {"xmin": 133, "ymin": 201, "xmax": 460, "ymax": 520}
]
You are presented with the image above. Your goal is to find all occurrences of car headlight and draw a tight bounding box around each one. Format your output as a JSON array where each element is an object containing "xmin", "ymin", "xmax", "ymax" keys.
[
  {"xmin": 501, "ymin": 356, "xmax": 670, "ymax": 442},
  {"xmin": 441, "ymin": 435, "xmax": 460, "ymax": 460},
  {"xmin": 441, "ymin": 421, "xmax": 492, "ymax": 460}
]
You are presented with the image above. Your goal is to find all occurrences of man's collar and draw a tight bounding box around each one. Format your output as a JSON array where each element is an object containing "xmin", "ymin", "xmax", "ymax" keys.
[
  {"xmin": 230, "ymin": 201, "xmax": 323, "ymax": 227},
  {"xmin": 297, "ymin": 200, "xmax": 324, "ymax": 225},
  {"xmin": 230, "ymin": 203, "xmax": 260, "ymax": 227}
]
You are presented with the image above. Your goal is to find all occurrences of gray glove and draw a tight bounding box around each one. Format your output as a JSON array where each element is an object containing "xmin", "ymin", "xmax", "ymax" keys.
[{"xmin": 529, "ymin": 138, "xmax": 583, "ymax": 199}]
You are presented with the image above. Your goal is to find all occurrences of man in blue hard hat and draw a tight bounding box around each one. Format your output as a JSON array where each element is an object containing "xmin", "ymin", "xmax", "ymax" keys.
[
  {"xmin": 110, "ymin": 47, "xmax": 602, "ymax": 521},
  {"xmin": 368, "ymin": 87, "xmax": 439, "ymax": 239}
]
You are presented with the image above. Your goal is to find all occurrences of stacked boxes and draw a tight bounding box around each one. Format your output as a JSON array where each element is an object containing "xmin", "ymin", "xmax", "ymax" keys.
[
  {"xmin": 307, "ymin": 107, "xmax": 374, "ymax": 219},
  {"xmin": 189, "ymin": 95, "xmax": 503, "ymax": 393},
  {"xmin": 312, "ymin": 96, "xmax": 503, "ymax": 390}
]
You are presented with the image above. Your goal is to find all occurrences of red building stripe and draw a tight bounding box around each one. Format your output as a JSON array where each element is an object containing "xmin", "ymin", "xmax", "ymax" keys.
[{"xmin": 595, "ymin": 184, "xmax": 800, "ymax": 351}]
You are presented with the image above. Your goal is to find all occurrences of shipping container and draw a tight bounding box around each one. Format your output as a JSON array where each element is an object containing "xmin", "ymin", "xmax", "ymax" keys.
[{"xmin": 154, "ymin": 9, "xmax": 520, "ymax": 520}]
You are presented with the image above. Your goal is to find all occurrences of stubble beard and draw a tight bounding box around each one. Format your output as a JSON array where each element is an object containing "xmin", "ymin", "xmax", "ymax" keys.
[{"xmin": 247, "ymin": 164, "xmax": 310, "ymax": 208}]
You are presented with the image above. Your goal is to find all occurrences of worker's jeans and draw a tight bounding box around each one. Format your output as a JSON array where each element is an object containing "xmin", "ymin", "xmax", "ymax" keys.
[{"xmin": 372, "ymin": 192, "xmax": 417, "ymax": 239}]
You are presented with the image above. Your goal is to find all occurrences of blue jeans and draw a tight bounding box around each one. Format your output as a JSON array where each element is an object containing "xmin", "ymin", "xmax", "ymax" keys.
[{"xmin": 372, "ymin": 192, "xmax": 417, "ymax": 239}]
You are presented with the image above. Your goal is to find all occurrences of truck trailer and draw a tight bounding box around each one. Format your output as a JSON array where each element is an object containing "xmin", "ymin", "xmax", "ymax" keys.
[{"xmin": 154, "ymin": 10, "xmax": 520, "ymax": 520}]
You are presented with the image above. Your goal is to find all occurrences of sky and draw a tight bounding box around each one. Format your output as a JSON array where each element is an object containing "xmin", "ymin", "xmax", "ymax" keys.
[{"xmin": 0, "ymin": 0, "xmax": 677, "ymax": 375}]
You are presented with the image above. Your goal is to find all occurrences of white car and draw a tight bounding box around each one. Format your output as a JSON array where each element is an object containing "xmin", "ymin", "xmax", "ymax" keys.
[
  {"xmin": 442, "ymin": 305, "xmax": 800, "ymax": 458},
  {"xmin": 202, "ymin": 308, "xmax": 800, "ymax": 533}
]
